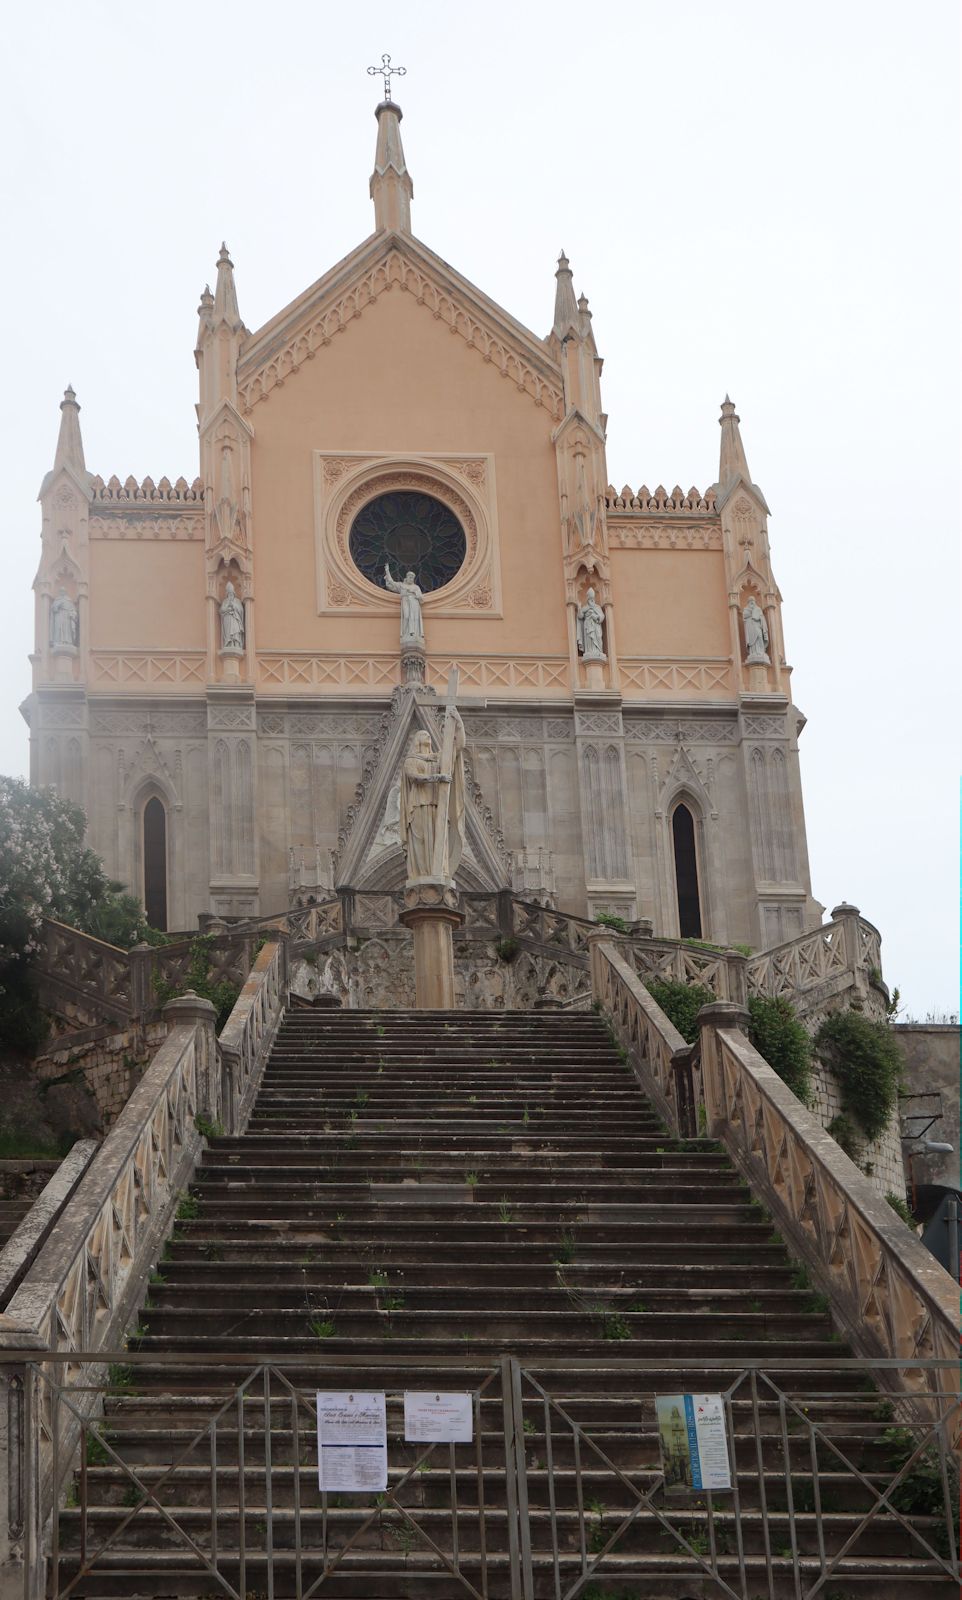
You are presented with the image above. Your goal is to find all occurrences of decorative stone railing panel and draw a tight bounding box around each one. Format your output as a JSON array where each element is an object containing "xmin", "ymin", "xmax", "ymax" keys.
[
  {"xmin": 512, "ymin": 899, "xmax": 592, "ymax": 963},
  {"xmin": 591, "ymin": 935, "xmax": 959, "ymax": 1406},
  {"xmin": 37, "ymin": 921, "xmax": 133, "ymax": 1026},
  {"xmin": 217, "ymin": 936, "xmax": 289, "ymax": 1135},
  {"xmin": 624, "ymin": 938, "xmax": 743, "ymax": 1002},
  {"xmin": 703, "ymin": 1024, "xmax": 960, "ymax": 1399}
]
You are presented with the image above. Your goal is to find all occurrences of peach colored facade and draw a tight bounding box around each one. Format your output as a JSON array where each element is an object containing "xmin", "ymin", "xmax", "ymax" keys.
[{"xmin": 26, "ymin": 99, "xmax": 820, "ymax": 942}]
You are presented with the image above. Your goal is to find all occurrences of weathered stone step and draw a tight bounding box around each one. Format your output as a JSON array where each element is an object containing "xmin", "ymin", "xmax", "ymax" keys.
[
  {"xmin": 185, "ymin": 1182, "xmax": 750, "ymax": 1209},
  {"xmin": 131, "ymin": 1331, "xmax": 842, "ymax": 1361},
  {"xmin": 157, "ymin": 1259, "xmax": 798, "ymax": 1289},
  {"xmin": 151, "ymin": 1283, "xmax": 815, "ymax": 1316}
]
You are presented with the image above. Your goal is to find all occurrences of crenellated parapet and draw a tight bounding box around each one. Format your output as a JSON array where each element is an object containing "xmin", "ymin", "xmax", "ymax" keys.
[
  {"xmin": 605, "ymin": 484, "xmax": 717, "ymax": 513},
  {"xmin": 90, "ymin": 474, "xmax": 204, "ymax": 503}
]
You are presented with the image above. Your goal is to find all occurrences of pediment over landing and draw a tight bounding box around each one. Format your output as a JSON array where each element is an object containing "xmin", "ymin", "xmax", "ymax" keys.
[
  {"xmin": 235, "ymin": 232, "xmax": 564, "ymax": 421},
  {"xmin": 333, "ymin": 684, "xmax": 509, "ymax": 893}
]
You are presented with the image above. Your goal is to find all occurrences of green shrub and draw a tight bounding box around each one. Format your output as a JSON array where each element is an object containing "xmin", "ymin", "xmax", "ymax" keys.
[
  {"xmin": 595, "ymin": 912, "xmax": 629, "ymax": 933},
  {"xmin": 747, "ymin": 995, "xmax": 812, "ymax": 1104},
  {"xmin": 494, "ymin": 937, "xmax": 519, "ymax": 963},
  {"xmin": 827, "ymin": 1112, "xmax": 860, "ymax": 1159},
  {"xmin": 814, "ymin": 1010, "xmax": 903, "ymax": 1142},
  {"xmin": 885, "ymin": 1192, "xmax": 914, "ymax": 1227},
  {"xmin": 154, "ymin": 935, "xmax": 240, "ymax": 1032},
  {"xmin": 645, "ymin": 979, "xmax": 715, "ymax": 1044}
]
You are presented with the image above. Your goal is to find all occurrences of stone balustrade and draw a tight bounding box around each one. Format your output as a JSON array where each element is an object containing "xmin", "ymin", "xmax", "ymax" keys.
[
  {"xmin": 590, "ymin": 936, "xmax": 960, "ymax": 1415},
  {"xmin": 0, "ymin": 935, "xmax": 288, "ymax": 1597}
]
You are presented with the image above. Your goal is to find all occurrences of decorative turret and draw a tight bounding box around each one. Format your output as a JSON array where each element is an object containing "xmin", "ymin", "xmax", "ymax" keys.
[
  {"xmin": 52, "ymin": 385, "xmax": 86, "ymax": 477},
  {"xmin": 213, "ymin": 243, "xmax": 242, "ymax": 329},
  {"xmin": 552, "ymin": 252, "xmax": 580, "ymax": 340},
  {"xmin": 718, "ymin": 395, "xmax": 752, "ymax": 492},
  {"xmin": 370, "ymin": 100, "xmax": 413, "ymax": 233}
]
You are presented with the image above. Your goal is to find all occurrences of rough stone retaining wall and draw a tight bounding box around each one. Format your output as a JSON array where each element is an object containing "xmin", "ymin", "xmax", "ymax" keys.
[
  {"xmin": 808, "ymin": 1058, "xmax": 905, "ymax": 1201},
  {"xmin": 34, "ymin": 1021, "xmax": 167, "ymax": 1129}
]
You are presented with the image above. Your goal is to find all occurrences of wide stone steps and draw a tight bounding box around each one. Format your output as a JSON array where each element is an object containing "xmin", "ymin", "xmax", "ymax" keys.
[{"xmin": 55, "ymin": 1007, "xmax": 952, "ymax": 1598}]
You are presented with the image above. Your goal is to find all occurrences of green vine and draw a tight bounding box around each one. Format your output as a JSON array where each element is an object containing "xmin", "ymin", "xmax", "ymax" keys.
[
  {"xmin": 814, "ymin": 1010, "xmax": 903, "ymax": 1143},
  {"xmin": 645, "ymin": 979, "xmax": 715, "ymax": 1044},
  {"xmin": 154, "ymin": 934, "xmax": 240, "ymax": 1032},
  {"xmin": 594, "ymin": 912, "xmax": 629, "ymax": 933}
]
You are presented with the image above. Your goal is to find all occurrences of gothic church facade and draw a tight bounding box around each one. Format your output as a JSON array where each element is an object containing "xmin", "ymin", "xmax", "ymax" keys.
[{"xmin": 26, "ymin": 96, "xmax": 821, "ymax": 945}]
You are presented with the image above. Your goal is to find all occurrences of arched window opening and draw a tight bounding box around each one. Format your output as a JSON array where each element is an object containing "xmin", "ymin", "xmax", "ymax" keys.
[
  {"xmin": 143, "ymin": 797, "xmax": 168, "ymax": 932},
  {"xmin": 672, "ymin": 803, "xmax": 702, "ymax": 939}
]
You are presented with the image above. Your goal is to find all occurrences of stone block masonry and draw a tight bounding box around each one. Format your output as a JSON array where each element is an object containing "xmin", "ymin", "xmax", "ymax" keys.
[{"xmin": 34, "ymin": 1021, "xmax": 167, "ymax": 1129}]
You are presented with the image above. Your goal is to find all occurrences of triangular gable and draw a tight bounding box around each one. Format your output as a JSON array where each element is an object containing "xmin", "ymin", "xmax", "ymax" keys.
[
  {"xmin": 334, "ymin": 684, "xmax": 508, "ymax": 890},
  {"xmin": 236, "ymin": 231, "xmax": 564, "ymax": 421}
]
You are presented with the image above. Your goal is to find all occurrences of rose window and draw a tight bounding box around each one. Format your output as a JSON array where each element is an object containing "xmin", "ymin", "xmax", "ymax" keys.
[{"xmin": 349, "ymin": 491, "xmax": 467, "ymax": 593}]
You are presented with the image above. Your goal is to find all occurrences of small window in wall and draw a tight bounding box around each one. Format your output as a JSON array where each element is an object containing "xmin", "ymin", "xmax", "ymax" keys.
[
  {"xmin": 672, "ymin": 803, "xmax": 702, "ymax": 939},
  {"xmin": 143, "ymin": 797, "xmax": 168, "ymax": 932}
]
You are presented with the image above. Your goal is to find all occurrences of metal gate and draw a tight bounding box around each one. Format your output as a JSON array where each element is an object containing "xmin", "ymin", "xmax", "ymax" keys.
[{"xmin": 28, "ymin": 1354, "xmax": 961, "ymax": 1600}]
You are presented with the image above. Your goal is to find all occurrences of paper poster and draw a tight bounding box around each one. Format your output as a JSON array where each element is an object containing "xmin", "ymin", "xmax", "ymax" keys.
[
  {"xmin": 316, "ymin": 1391, "xmax": 388, "ymax": 1493},
  {"xmin": 404, "ymin": 1391, "xmax": 474, "ymax": 1443},
  {"xmin": 656, "ymin": 1394, "xmax": 732, "ymax": 1493}
]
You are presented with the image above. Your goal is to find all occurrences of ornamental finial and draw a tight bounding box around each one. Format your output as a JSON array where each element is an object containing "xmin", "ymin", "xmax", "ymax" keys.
[{"xmin": 367, "ymin": 52, "xmax": 406, "ymax": 102}]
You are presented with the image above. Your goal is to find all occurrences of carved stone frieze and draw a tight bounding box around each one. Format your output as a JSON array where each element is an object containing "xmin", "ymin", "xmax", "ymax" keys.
[
  {"xmin": 575, "ymin": 711, "xmax": 623, "ymax": 737},
  {"xmin": 90, "ymin": 708, "xmax": 208, "ymax": 736},
  {"xmin": 90, "ymin": 514, "xmax": 203, "ymax": 541},
  {"xmin": 36, "ymin": 703, "xmax": 86, "ymax": 730},
  {"xmin": 624, "ymin": 718, "xmax": 738, "ymax": 744},
  {"xmin": 207, "ymin": 704, "xmax": 256, "ymax": 731},
  {"xmin": 742, "ymin": 715, "xmax": 787, "ymax": 737},
  {"xmin": 608, "ymin": 521, "xmax": 723, "ymax": 550}
]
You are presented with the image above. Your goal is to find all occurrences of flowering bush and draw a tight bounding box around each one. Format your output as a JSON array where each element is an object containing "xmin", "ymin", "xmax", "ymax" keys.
[{"xmin": 0, "ymin": 778, "xmax": 155, "ymax": 1053}]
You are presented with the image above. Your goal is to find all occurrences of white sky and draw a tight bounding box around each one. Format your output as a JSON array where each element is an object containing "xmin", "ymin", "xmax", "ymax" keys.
[{"xmin": 1, "ymin": 1, "xmax": 958, "ymax": 1015}]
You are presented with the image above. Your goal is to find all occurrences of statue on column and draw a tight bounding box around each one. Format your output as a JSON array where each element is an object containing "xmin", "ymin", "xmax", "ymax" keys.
[
  {"xmin": 50, "ymin": 587, "xmax": 79, "ymax": 650},
  {"xmin": 400, "ymin": 717, "xmax": 465, "ymax": 884},
  {"xmin": 576, "ymin": 587, "xmax": 606, "ymax": 660},
  {"xmin": 742, "ymin": 596, "xmax": 770, "ymax": 663},
  {"xmin": 220, "ymin": 581, "xmax": 245, "ymax": 652},
  {"xmin": 384, "ymin": 565, "xmax": 425, "ymax": 645}
]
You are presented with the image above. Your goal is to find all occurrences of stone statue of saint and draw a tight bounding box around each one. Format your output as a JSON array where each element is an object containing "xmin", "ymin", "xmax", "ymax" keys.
[
  {"xmin": 576, "ymin": 587, "xmax": 605, "ymax": 660},
  {"xmin": 400, "ymin": 719, "xmax": 466, "ymax": 883},
  {"xmin": 384, "ymin": 565, "xmax": 425, "ymax": 645},
  {"xmin": 742, "ymin": 597, "xmax": 770, "ymax": 663},
  {"xmin": 50, "ymin": 587, "xmax": 78, "ymax": 650},
  {"xmin": 220, "ymin": 582, "xmax": 245, "ymax": 652}
]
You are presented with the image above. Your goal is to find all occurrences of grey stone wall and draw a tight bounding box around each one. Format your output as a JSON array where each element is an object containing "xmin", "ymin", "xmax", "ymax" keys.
[
  {"xmin": 34, "ymin": 1021, "xmax": 167, "ymax": 1129},
  {"xmin": 893, "ymin": 1024, "xmax": 961, "ymax": 1193}
]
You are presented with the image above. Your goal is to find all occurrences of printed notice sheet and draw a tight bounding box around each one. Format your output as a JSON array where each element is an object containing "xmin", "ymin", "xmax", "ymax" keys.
[
  {"xmin": 404, "ymin": 1391, "xmax": 474, "ymax": 1443},
  {"xmin": 316, "ymin": 1391, "xmax": 388, "ymax": 1493},
  {"xmin": 655, "ymin": 1393, "xmax": 732, "ymax": 1493}
]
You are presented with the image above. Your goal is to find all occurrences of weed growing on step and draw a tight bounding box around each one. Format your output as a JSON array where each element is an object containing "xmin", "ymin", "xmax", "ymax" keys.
[
  {"xmin": 598, "ymin": 1311, "xmax": 632, "ymax": 1341},
  {"xmin": 202, "ymin": 1240, "xmax": 223, "ymax": 1260},
  {"xmin": 554, "ymin": 1230, "xmax": 577, "ymax": 1265},
  {"xmin": 85, "ymin": 1432, "xmax": 109, "ymax": 1467},
  {"xmin": 379, "ymin": 1292, "xmax": 405, "ymax": 1312},
  {"xmin": 521, "ymin": 1105, "xmax": 530, "ymax": 1126},
  {"xmin": 148, "ymin": 1270, "xmax": 166, "ymax": 1287},
  {"xmin": 464, "ymin": 1171, "xmax": 479, "ymax": 1187},
  {"xmin": 354, "ymin": 1089, "xmax": 369, "ymax": 1109},
  {"xmin": 522, "ymin": 1418, "xmax": 536, "ymax": 1436},
  {"xmin": 309, "ymin": 1317, "xmax": 336, "ymax": 1339},
  {"xmin": 63, "ymin": 1482, "xmax": 78, "ymax": 1509},
  {"xmin": 368, "ymin": 1268, "xmax": 389, "ymax": 1288},
  {"xmin": 498, "ymin": 1197, "xmax": 516, "ymax": 1224},
  {"xmin": 194, "ymin": 1114, "xmax": 224, "ymax": 1139},
  {"xmin": 121, "ymin": 1483, "xmax": 144, "ymax": 1508},
  {"xmin": 107, "ymin": 1363, "xmax": 134, "ymax": 1390},
  {"xmin": 176, "ymin": 1193, "xmax": 200, "ymax": 1222}
]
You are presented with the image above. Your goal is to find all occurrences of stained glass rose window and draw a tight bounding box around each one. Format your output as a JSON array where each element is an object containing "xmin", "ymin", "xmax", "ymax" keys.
[{"xmin": 349, "ymin": 491, "xmax": 466, "ymax": 593}]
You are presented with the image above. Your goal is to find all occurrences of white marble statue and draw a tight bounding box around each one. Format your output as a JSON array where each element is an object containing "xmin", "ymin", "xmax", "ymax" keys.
[
  {"xmin": 50, "ymin": 587, "xmax": 78, "ymax": 649},
  {"xmin": 384, "ymin": 565, "xmax": 425, "ymax": 646},
  {"xmin": 742, "ymin": 597, "xmax": 770, "ymax": 663},
  {"xmin": 220, "ymin": 582, "xmax": 245, "ymax": 652},
  {"xmin": 400, "ymin": 720, "xmax": 465, "ymax": 883},
  {"xmin": 576, "ymin": 587, "xmax": 605, "ymax": 660}
]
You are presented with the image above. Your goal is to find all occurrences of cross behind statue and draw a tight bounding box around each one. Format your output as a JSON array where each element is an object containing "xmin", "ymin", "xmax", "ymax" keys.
[{"xmin": 431, "ymin": 665, "xmax": 461, "ymax": 881}]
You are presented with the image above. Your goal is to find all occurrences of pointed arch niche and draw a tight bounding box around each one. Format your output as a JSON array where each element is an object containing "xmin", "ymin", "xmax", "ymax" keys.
[
  {"xmin": 670, "ymin": 798, "xmax": 703, "ymax": 939},
  {"xmin": 142, "ymin": 795, "xmax": 169, "ymax": 932}
]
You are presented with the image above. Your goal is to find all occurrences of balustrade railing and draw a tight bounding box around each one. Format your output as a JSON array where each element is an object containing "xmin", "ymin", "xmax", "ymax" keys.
[
  {"xmin": 591, "ymin": 936, "xmax": 961, "ymax": 1407},
  {"xmin": 217, "ymin": 935, "xmax": 289, "ymax": 1135}
]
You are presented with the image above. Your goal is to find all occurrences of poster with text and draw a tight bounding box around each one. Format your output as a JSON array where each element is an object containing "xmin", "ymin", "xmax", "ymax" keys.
[
  {"xmin": 655, "ymin": 1393, "xmax": 732, "ymax": 1493},
  {"xmin": 404, "ymin": 1391, "xmax": 474, "ymax": 1443},
  {"xmin": 316, "ymin": 1391, "xmax": 388, "ymax": 1493}
]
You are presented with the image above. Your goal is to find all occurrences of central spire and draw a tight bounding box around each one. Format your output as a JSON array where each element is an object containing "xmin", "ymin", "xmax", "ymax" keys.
[{"xmin": 370, "ymin": 100, "xmax": 413, "ymax": 233}]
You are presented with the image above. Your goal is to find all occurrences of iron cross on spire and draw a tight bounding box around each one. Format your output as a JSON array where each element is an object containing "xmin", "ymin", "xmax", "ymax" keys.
[{"xmin": 367, "ymin": 53, "xmax": 406, "ymax": 101}]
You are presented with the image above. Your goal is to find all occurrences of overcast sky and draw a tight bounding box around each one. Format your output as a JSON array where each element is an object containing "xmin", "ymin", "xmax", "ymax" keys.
[{"xmin": 2, "ymin": 1, "xmax": 958, "ymax": 1015}]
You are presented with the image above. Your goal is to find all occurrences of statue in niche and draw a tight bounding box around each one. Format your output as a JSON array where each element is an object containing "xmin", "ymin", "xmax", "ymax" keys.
[
  {"xmin": 742, "ymin": 597, "xmax": 770, "ymax": 663},
  {"xmin": 50, "ymin": 587, "xmax": 78, "ymax": 650},
  {"xmin": 384, "ymin": 566, "xmax": 425, "ymax": 646},
  {"xmin": 220, "ymin": 581, "xmax": 245, "ymax": 652},
  {"xmin": 400, "ymin": 721, "xmax": 465, "ymax": 882},
  {"xmin": 576, "ymin": 587, "xmax": 606, "ymax": 660},
  {"xmin": 372, "ymin": 777, "xmax": 402, "ymax": 852}
]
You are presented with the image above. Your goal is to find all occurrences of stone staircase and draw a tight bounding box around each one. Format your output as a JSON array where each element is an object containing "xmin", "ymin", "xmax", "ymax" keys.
[{"xmin": 56, "ymin": 1009, "xmax": 954, "ymax": 1597}]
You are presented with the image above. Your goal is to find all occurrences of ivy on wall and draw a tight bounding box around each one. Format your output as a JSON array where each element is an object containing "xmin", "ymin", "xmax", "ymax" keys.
[{"xmin": 814, "ymin": 1010, "xmax": 903, "ymax": 1143}]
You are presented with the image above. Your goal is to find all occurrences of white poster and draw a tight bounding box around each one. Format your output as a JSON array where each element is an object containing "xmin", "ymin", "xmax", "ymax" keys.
[
  {"xmin": 316, "ymin": 1391, "xmax": 388, "ymax": 1493},
  {"xmin": 404, "ymin": 1391, "xmax": 474, "ymax": 1443},
  {"xmin": 656, "ymin": 1393, "xmax": 732, "ymax": 1493}
]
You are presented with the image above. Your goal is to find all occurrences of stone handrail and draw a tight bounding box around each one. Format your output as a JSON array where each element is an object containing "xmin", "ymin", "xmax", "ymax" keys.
[
  {"xmin": 745, "ymin": 904, "xmax": 883, "ymax": 1017},
  {"xmin": 624, "ymin": 937, "xmax": 746, "ymax": 1003},
  {"xmin": 0, "ymin": 999, "xmax": 219, "ymax": 1591},
  {"xmin": 217, "ymin": 934, "xmax": 289, "ymax": 1135},
  {"xmin": 36, "ymin": 920, "xmax": 133, "ymax": 1026},
  {"xmin": 590, "ymin": 936, "xmax": 960, "ymax": 1407},
  {"xmin": 0, "ymin": 1143, "xmax": 98, "ymax": 1315}
]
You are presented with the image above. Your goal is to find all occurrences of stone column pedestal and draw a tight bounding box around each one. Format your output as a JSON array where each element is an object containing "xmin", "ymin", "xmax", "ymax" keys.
[
  {"xmin": 219, "ymin": 647, "xmax": 243, "ymax": 682},
  {"xmin": 399, "ymin": 880, "xmax": 464, "ymax": 1009},
  {"xmin": 401, "ymin": 642, "xmax": 426, "ymax": 684},
  {"xmin": 51, "ymin": 645, "xmax": 77, "ymax": 681}
]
